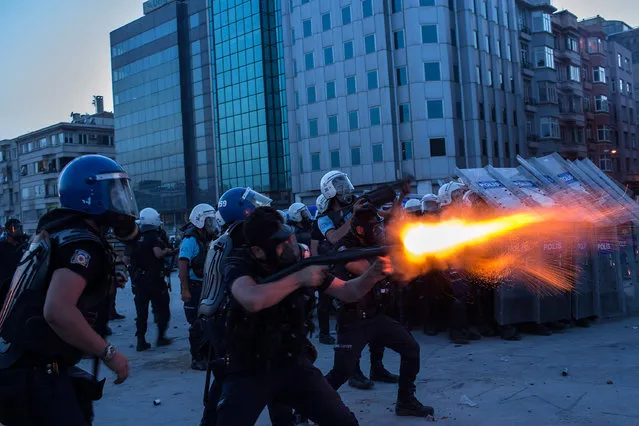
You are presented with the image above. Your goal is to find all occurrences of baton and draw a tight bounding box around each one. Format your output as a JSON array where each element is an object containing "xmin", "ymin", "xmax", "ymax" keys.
[{"xmin": 261, "ymin": 246, "xmax": 392, "ymax": 283}]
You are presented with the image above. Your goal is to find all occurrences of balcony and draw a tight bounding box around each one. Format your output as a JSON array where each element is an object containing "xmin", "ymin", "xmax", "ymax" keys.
[
  {"xmin": 519, "ymin": 27, "xmax": 532, "ymax": 41},
  {"xmin": 524, "ymin": 97, "xmax": 539, "ymax": 112}
]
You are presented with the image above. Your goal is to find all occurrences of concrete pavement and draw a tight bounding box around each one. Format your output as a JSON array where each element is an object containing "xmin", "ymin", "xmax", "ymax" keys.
[{"xmin": 90, "ymin": 279, "xmax": 639, "ymax": 425}]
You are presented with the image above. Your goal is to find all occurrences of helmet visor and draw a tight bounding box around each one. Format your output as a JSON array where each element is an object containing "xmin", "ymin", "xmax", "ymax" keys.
[
  {"xmin": 332, "ymin": 175, "xmax": 355, "ymax": 196},
  {"xmin": 422, "ymin": 200, "xmax": 439, "ymax": 213},
  {"xmin": 243, "ymin": 187, "xmax": 273, "ymax": 208},
  {"xmin": 98, "ymin": 172, "xmax": 139, "ymax": 218}
]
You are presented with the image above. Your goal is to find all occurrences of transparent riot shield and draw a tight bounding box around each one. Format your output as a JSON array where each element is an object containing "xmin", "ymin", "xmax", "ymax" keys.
[
  {"xmin": 593, "ymin": 231, "xmax": 626, "ymax": 317},
  {"xmin": 455, "ymin": 167, "xmax": 540, "ymax": 326},
  {"xmin": 572, "ymin": 232, "xmax": 599, "ymax": 319}
]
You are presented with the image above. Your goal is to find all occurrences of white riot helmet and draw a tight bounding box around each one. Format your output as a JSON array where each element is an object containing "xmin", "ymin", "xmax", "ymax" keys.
[
  {"xmin": 316, "ymin": 194, "xmax": 330, "ymax": 215},
  {"xmin": 421, "ymin": 194, "xmax": 440, "ymax": 214},
  {"xmin": 320, "ymin": 171, "xmax": 355, "ymax": 205},
  {"xmin": 438, "ymin": 181, "xmax": 466, "ymax": 207},
  {"xmin": 189, "ymin": 203, "xmax": 218, "ymax": 230},
  {"xmin": 462, "ymin": 190, "xmax": 486, "ymax": 208},
  {"xmin": 403, "ymin": 199, "xmax": 422, "ymax": 214},
  {"xmin": 288, "ymin": 202, "xmax": 312, "ymax": 224},
  {"xmin": 139, "ymin": 207, "xmax": 162, "ymax": 228}
]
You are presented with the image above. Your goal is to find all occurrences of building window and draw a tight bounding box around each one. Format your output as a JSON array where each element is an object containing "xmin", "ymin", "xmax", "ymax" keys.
[
  {"xmin": 329, "ymin": 115, "xmax": 338, "ymax": 133},
  {"xmin": 540, "ymin": 117, "xmax": 560, "ymax": 139},
  {"xmin": 569, "ymin": 65, "xmax": 580, "ymax": 82},
  {"xmin": 402, "ymin": 141, "xmax": 413, "ymax": 160},
  {"xmin": 594, "ymin": 95, "xmax": 609, "ymax": 113},
  {"xmin": 394, "ymin": 30, "xmax": 405, "ymax": 49},
  {"xmin": 307, "ymin": 86, "xmax": 317, "ymax": 103},
  {"xmin": 597, "ymin": 125, "xmax": 612, "ymax": 142},
  {"xmin": 587, "ymin": 37, "xmax": 604, "ymax": 54},
  {"xmin": 349, "ymin": 111, "xmax": 359, "ymax": 130},
  {"xmin": 592, "ymin": 66, "xmax": 606, "ymax": 83},
  {"xmin": 421, "ymin": 25, "xmax": 438, "ymax": 43},
  {"xmin": 392, "ymin": 0, "xmax": 402, "ymax": 13},
  {"xmin": 399, "ymin": 104, "xmax": 410, "ymax": 123},
  {"xmin": 311, "ymin": 153, "xmax": 320, "ymax": 171},
  {"xmin": 295, "ymin": 91, "xmax": 300, "ymax": 107},
  {"xmin": 427, "ymin": 100, "xmax": 444, "ymax": 118},
  {"xmin": 326, "ymin": 81, "xmax": 336, "ymax": 99},
  {"xmin": 190, "ymin": 13, "xmax": 199, "ymax": 28},
  {"xmin": 292, "ymin": 28, "xmax": 296, "ymax": 45},
  {"xmin": 370, "ymin": 107, "xmax": 381, "ymax": 126},
  {"xmin": 303, "ymin": 19, "xmax": 312, "ymax": 37},
  {"xmin": 342, "ymin": 6, "xmax": 352, "ymax": 25},
  {"xmin": 424, "ymin": 62, "xmax": 441, "ymax": 81},
  {"xmin": 420, "ymin": 0, "xmax": 435, "ymax": 5},
  {"xmin": 351, "ymin": 147, "xmax": 361, "ymax": 165},
  {"xmin": 627, "ymin": 82, "xmax": 632, "ymax": 95},
  {"xmin": 476, "ymin": 65, "xmax": 481, "ymax": 83},
  {"xmin": 365, "ymin": 34, "xmax": 376, "ymax": 54},
  {"xmin": 301, "ymin": 0, "xmax": 309, "ymax": 3},
  {"xmin": 566, "ymin": 37, "xmax": 578, "ymax": 52},
  {"xmin": 363, "ymin": 0, "xmax": 373, "ymax": 17},
  {"xmin": 297, "ymin": 123, "xmax": 302, "ymax": 140},
  {"xmin": 618, "ymin": 53, "xmax": 623, "ymax": 68},
  {"xmin": 344, "ymin": 41, "xmax": 354, "ymax": 60},
  {"xmin": 309, "ymin": 119, "xmax": 319, "ymax": 137},
  {"xmin": 324, "ymin": 46, "xmax": 334, "ymax": 65},
  {"xmin": 496, "ymin": 39, "xmax": 502, "ymax": 57},
  {"xmin": 532, "ymin": 11, "xmax": 552, "ymax": 33},
  {"xmin": 485, "ymin": 35, "xmax": 490, "ymax": 53},
  {"xmin": 473, "ymin": 30, "xmax": 478, "ymax": 49},
  {"xmin": 534, "ymin": 46, "xmax": 555, "ymax": 69},
  {"xmin": 322, "ymin": 13, "xmax": 331, "ymax": 31},
  {"xmin": 430, "ymin": 138, "xmax": 446, "ymax": 157},
  {"xmin": 293, "ymin": 60, "xmax": 297, "ymax": 76},
  {"xmin": 331, "ymin": 150, "xmax": 341, "ymax": 168},
  {"xmin": 304, "ymin": 52, "xmax": 314, "ymax": 70},
  {"xmin": 373, "ymin": 144, "xmax": 384, "ymax": 162},
  {"xmin": 538, "ymin": 81, "xmax": 557, "ymax": 104},
  {"xmin": 367, "ymin": 70, "xmax": 378, "ymax": 89},
  {"xmin": 487, "ymin": 70, "xmax": 493, "ymax": 86},
  {"xmin": 619, "ymin": 79, "xmax": 624, "ymax": 93},
  {"xmin": 458, "ymin": 138, "xmax": 466, "ymax": 156},
  {"xmin": 396, "ymin": 67, "xmax": 407, "ymax": 86},
  {"xmin": 346, "ymin": 76, "xmax": 356, "ymax": 94}
]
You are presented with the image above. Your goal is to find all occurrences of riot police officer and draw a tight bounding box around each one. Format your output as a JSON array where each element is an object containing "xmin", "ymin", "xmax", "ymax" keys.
[
  {"xmin": 130, "ymin": 207, "xmax": 175, "ymax": 351},
  {"xmin": 179, "ymin": 204, "xmax": 218, "ymax": 370},
  {"xmin": 0, "ymin": 219, "xmax": 28, "ymax": 305},
  {"xmin": 0, "ymin": 154, "xmax": 137, "ymax": 425},
  {"xmin": 325, "ymin": 204, "xmax": 434, "ymax": 418},
  {"xmin": 288, "ymin": 202, "xmax": 313, "ymax": 247},
  {"xmin": 317, "ymin": 171, "xmax": 394, "ymax": 389},
  {"xmin": 215, "ymin": 206, "xmax": 392, "ymax": 425},
  {"xmin": 310, "ymin": 194, "xmax": 335, "ymax": 345}
]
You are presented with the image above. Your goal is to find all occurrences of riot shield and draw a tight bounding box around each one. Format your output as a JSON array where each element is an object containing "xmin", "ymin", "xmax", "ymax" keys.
[
  {"xmin": 485, "ymin": 166, "xmax": 556, "ymax": 208},
  {"xmin": 455, "ymin": 167, "xmax": 540, "ymax": 326},
  {"xmin": 572, "ymin": 232, "xmax": 599, "ymax": 319}
]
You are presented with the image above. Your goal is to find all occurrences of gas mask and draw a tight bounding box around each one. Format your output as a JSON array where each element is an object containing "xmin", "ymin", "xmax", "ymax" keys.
[
  {"xmin": 357, "ymin": 221, "xmax": 386, "ymax": 246},
  {"xmin": 257, "ymin": 224, "xmax": 300, "ymax": 269}
]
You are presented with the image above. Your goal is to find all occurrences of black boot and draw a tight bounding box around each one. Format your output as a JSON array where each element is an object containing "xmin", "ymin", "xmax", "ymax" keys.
[
  {"xmin": 348, "ymin": 367, "xmax": 374, "ymax": 390},
  {"xmin": 137, "ymin": 337, "xmax": 151, "ymax": 352},
  {"xmin": 191, "ymin": 357, "xmax": 207, "ymax": 371},
  {"xmin": 467, "ymin": 327, "xmax": 482, "ymax": 341},
  {"xmin": 450, "ymin": 328, "xmax": 469, "ymax": 345},
  {"xmin": 499, "ymin": 325, "xmax": 521, "ymax": 341},
  {"xmin": 319, "ymin": 333, "xmax": 336, "ymax": 345},
  {"xmin": 370, "ymin": 362, "xmax": 399, "ymax": 383},
  {"xmin": 157, "ymin": 327, "xmax": 173, "ymax": 347},
  {"xmin": 396, "ymin": 388, "xmax": 435, "ymax": 417}
]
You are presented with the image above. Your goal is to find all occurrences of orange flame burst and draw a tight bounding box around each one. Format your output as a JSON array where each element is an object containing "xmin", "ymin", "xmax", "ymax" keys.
[{"xmin": 399, "ymin": 212, "xmax": 545, "ymax": 262}]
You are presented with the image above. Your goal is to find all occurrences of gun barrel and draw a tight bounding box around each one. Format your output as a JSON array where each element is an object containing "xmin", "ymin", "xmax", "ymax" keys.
[{"xmin": 262, "ymin": 246, "xmax": 391, "ymax": 283}]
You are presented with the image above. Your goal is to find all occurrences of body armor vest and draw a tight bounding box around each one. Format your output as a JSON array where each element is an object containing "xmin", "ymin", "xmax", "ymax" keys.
[
  {"xmin": 184, "ymin": 226, "xmax": 207, "ymax": 279},
  {"xmin": 0, "ymin": 227, "xmax": 113, "ymax": 369}
]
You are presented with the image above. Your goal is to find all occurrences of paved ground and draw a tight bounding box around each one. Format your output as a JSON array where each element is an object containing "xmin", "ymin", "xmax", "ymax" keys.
[{"xmin": 90, "ymin": 276, "xmax": 639, "ymax": 425}]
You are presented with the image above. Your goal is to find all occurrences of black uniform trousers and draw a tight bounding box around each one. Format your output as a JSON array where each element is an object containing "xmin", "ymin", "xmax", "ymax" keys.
[
  {"xmin": 326, "ymin": 313, "xmax": 420, "ymax": 393},
  {"xmin": 184, "ymin": 280, "xmax": 205, "ymax": 359},
  {"xmin": 215, "ymin": 358, "xmax": 358, "ymax": 426},
  {"xmin": 133, "ymin": 273, "xmax": 171, "ymax": 338},
  {"xmin": 317, "ymin": 292, "xmax": 331, "ymax": 336},
  {"xmin": 0, "ymin": 367, "xmax": 91, "ymax": 426}
]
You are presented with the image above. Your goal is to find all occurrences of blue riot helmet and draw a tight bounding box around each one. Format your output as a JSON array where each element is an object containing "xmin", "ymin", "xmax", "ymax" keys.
[
  {"xmin": 58, "ymin": 154, "xmax": 139, "ymax": 241},
  {"xmin": 217, "ymin": 187, "xmax": 273, "ymax": 225}
]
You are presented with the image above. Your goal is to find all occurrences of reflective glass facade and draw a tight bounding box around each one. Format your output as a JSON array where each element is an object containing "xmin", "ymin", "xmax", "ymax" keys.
[
  {"xmin": 111, "ymin": 0, "xmax": 217, "ymax": 229},
  {"xmin": 210, "ymin": 0, "xmax": 290, "ymax": 198}
]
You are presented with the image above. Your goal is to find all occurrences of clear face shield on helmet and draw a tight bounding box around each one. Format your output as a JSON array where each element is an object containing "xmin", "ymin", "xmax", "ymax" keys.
[
  {"xmin": 96, "ymin": 172, "xmax": 140, "ymax": 241},
  {"xmin": 242, "ymin": 187, "xmax": 273, "ymax": 208},
  {"xmin": 332, "ymin": 175, "xmax": 355, "ymax": 205},
  {"xmin": 422, "ymin": 200, "xmax": 440, "ymax": 214},
  {"xmin": 450, "ymin": 188, "xmax": 465, "ymax": 205}
]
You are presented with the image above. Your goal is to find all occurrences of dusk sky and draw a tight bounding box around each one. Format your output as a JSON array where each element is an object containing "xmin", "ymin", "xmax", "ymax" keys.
[{"xmin": 0, "ymin": 0, "xmax": 638, "ymax": 140}]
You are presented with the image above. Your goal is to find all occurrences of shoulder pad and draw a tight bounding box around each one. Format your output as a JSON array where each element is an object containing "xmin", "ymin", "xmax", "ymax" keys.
[{"xmin": 52, "ymin": 228, "xmax": 103, "ymax": 247}]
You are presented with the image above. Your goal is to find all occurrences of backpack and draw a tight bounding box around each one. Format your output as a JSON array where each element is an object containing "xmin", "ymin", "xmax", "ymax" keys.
[{"xmin": 198, "ymin": 222, "xmax": 241, "ymax": 318}]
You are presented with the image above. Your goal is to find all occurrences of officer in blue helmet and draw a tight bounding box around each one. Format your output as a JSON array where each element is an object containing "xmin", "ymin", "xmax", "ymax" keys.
[{"xmin": 0, "ymin": 154, "xmax": 137, "ymax": 426}]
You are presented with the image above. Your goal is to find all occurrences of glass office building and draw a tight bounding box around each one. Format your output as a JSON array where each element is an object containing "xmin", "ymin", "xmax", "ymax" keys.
[
  {"xmin": 210, "ymin": 0, "xmax": 291, "ymax": 201},
  {"xmin": 111, "ymin": 0, "xmax": 217, "ymax": 228}
]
